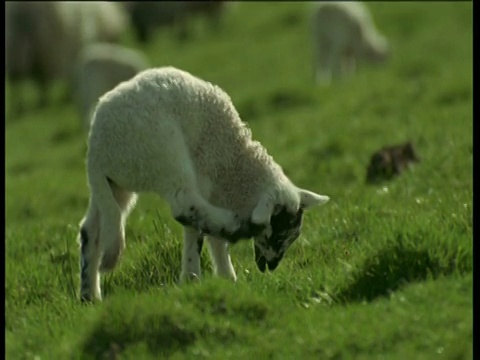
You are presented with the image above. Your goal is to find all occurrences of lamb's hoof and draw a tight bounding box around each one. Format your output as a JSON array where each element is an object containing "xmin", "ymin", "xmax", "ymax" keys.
[
  {"xmin": 80, "ymin": 294, "xmax": 96, "ymax": 304},
  {"xmin": 181, "ymin": 272, "xmax": 201, "ymax": 284},
  {"xmin": 80, "ymin": 291, "xmax": 102, "ymax": 303}
]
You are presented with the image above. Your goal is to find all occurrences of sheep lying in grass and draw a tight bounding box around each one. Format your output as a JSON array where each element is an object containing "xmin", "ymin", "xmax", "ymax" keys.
[
  {"xmin": 73, "ymin": 43, "xmax": 150, "ymax": 131},
  {"xmin": 5, "ymin": 1, "xmax": 128, "ymax": 116},
  {"xmin": 311, "ymin": 1, "xmax": 389, "ymax": 85},
  {"xmin": 78, "ymin": 66, "xmax": 329, "ymax": 301}
]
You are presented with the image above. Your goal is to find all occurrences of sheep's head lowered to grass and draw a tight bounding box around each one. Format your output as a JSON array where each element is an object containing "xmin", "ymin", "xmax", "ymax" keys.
[{"xmin": 251, "ymin": 188, "xmax": 329, "ymax": 272}]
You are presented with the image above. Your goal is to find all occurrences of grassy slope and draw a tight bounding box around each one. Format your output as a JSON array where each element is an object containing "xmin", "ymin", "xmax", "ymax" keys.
[{"xmin": 5, "ymin": 2, "xmax": 472, "ymax": 359}]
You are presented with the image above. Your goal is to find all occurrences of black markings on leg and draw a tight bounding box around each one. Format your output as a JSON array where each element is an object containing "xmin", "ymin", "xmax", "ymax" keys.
[
  {"xmin": 80, "ymin": 227, "xmax": 89, "ymax": 276},
  {"xmin": 196, "ymin": 236, "xmax": 204, "ymax": 255},
  {"xmin": 80, "ymin": 227, "xmax": 89, "ymax": 247},
  {"xmin": 175, "ymin": 207, "xmax": 266, "ymax": 242},
  {"xmin": 79, "ymin": 227, "xmax": 90, "ymax": 300},
  {"xmin": 175, "ymin": 206, "xmax": 201, "ymax": 228},
  {"xmin": 220, "ymin": 220, "xmax": 266, "ymax": 243}
]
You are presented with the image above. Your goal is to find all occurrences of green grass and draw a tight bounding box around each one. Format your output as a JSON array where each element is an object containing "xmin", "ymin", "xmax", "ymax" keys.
[{"xmin": 5, "ymin": 2, "xmax": 473, "ymax": 359}]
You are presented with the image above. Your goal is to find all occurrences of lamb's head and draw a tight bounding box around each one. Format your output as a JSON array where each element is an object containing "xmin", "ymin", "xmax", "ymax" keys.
[{"xmin": 251, "ymin": 187, "xmax": 329, "ymax": 272}]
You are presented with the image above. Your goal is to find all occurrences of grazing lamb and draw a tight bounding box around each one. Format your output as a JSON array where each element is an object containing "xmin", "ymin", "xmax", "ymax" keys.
[
  {"xmin": 78, "ymin": 66, "xmax": 329, "ymax": 302},
  {"xmin": 311, "ymin": 1, "xmax": 390, "ymax": 85},
  {"xmin": 5, "ymin": 1, "xmax": 128, "ymax": 116},
  {"xmin": 73, "ymin": 43, "xmax": 150, "ymax": 131}
]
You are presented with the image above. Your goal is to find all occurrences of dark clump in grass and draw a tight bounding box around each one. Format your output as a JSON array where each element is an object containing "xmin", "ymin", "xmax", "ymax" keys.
[
  {"xmin": 237, "ymin": 88, "xmax": 314, "ymax": 120},
  {"xmin": 237, "ymin": 99, "xmax": 263, "ymax": 120},
  {"xmin": 335, "ymin": 238, "xmax": 469, "ymax": 304},
  {"xmin": 50, "ymin": 128, "xmax": 76, "ymax": 144},
  {"xmin": 8, "ymin": 162, "xmax": 35, "ymax": 175},
  {"xmin": 434, "ymin": 85, "xmax": 472, "ymax": 106},
  {"xmin": 307, "ymin": 141, "xmax": 345, "ymax": 160},
  {"xmin": 279, "ymin": 12, "xmax": 302, "ymax": 27},
  {"xmin": 20, "ymin": 205, "xmax": 37, "ymax": 219},
  {"xmin": 268, "ymin": 89, "xmax": 314, "ymax": 110}
]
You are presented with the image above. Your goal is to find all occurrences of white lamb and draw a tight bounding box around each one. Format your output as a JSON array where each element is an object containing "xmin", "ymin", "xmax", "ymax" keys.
[
  {"xmin": 78, "ymin": 66, "xmax": 329, "ymax": 302},
  {"xmin": 311, "ymin": 1, "xmax": 390, "ymax": 85},
  {"xmin": 73, "ymin": 43, "xmax": 150, "ymax": 131}
]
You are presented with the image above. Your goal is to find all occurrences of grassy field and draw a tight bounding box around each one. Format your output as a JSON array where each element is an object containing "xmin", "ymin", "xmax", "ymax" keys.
[{"xmin": 5, "ymin": 2, "xmax": 473, "ymax": 359}]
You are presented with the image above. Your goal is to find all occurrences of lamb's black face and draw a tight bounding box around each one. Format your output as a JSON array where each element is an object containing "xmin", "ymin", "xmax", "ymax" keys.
[{"xmin": 254, "ymin": 206, "xmax": 304, "ymax": 272}]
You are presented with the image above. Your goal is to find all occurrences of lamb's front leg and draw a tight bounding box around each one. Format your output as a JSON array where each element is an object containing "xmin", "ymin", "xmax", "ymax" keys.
[
  {"xmin": 180, "ymin": 226, "xmax": 204, "ymax": 283},
  {"xmin": 206, "ymin": 236, "xmax": 237, "ymax": 282},
  {"xmin": 79, "ymin": 226, "xmax": 102, "ymax": 302},
  {"xmin": 171, "ymin": 188, "xmax": 249, "ymax": 242}
]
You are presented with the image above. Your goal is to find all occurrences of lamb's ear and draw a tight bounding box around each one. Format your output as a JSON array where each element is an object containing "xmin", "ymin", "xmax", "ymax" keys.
[
  {"xmin": 298, "ymin": 188, "xmax": 330, "ymax": 209},
  {"xmin": 251, "ymin": 193, "xmax": 275, "ymax": 225}
]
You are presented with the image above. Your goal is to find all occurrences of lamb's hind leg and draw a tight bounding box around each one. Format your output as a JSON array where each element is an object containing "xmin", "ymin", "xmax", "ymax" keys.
[
  {"xmin": 80, "ymin": 173, "xmax": 136, "ymax": 302},
  {"xmin": 180, "ymin": 226, "xmax": 204, "ymax": 283},
  {"xmin": 99, "ymin": 179, "xmax": 138, "ymax": 272}
]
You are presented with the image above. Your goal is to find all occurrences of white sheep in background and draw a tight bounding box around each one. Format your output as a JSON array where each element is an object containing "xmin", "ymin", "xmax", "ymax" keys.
[
  {"xmin": 73, "ymin": 43, "xmax": 150, "ymax": 131},
  {"xmin": 6, "ymin": 1, "xmax": 73, "ymax": 114},
  {"xmin": 71, "ymin": 1, "xmax": 129, "ymax": 44},
  {"xmin": 311, "ymin": 1, "xmax": 390, "ymax": 85},
  {"xmin": 5, "ymin": 1, "xmax": 129, "ymax": 116},
  {"xmin": 78, "ymin": 66, "xmax": 329, "ymax": 301}
]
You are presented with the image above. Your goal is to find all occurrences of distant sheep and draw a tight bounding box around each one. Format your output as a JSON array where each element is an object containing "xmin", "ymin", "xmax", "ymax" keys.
[
  {"xmin": 6, "ymin": 2, "xmax": 73, "ymax": 114},
  {"xmin": 78, "ymin": 66, "xmax": 329, "ymax": 301},
  {"xmin": 5, "ymin": 1, "xmax": 128, "ymax": 116},
  {"xmin": 73, "ymin": 43, "xmax": 149, "ymax": 131},
  {"xmin": 311, "ymin": 1, "xmax": 389, "ymax": 85},
  {"xmin": 123, "ymin": 1, "xmax": 231, "ymax": 43},
  {"xmin": 71, "ymin": 1, "xmax": 129, "ymax": 44}
]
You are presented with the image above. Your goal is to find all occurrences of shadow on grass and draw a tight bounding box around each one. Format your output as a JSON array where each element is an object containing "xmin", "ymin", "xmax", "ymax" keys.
[
  {"xmin": 78, "ymin": 282, "xmax": 263, "ymax": 358},
  {"xmin": 81, "ymin": 311, "xmax": 198, "ymax": 358},
  {"xmin": 335, "ymin": 238, "xmax": 471, "ymax": 304}
]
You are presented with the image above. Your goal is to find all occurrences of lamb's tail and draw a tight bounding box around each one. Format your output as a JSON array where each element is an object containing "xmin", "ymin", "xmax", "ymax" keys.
[{"xmin": 88, "ymin": 170, "xmax": 126, "ymax": 273}]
